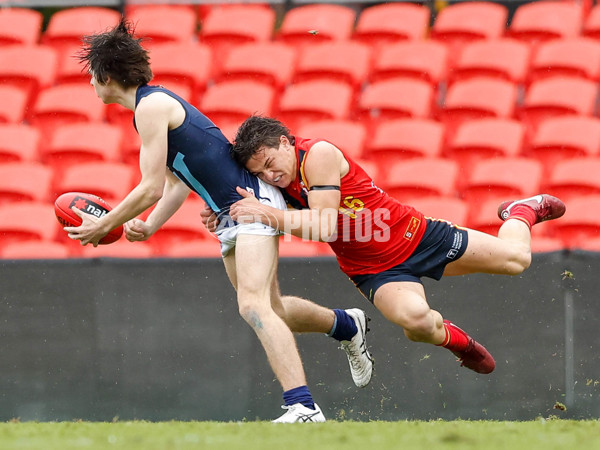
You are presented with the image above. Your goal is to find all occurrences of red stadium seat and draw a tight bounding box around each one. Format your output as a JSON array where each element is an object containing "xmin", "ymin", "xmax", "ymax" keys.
[
  {"xmin": 279, "ymin": 235, "xmax": 329, "ymax": 258},
  {"xmin": 0, "ymin": 162, "xmax": 53, "ymax": 206},
  {"xmin": 528, "ymin": 115, "xmax": 600, "ymax": 176},
  {"xmin": 353, "ymin": 3, "xmax": 430, "ymax": 50},
  {"xmin": 545, "ymin": 157, "xmax": 600, "ymax": 203},
  {"xmin": 529, "ymin": 38, "xmax": 600, "ymax": 84},
  {"xmin": 382, "ymin": 158, "xmax": 459, "ymax": 202},
  {"xmin": 445, "ymin": 118, "xmax": 525, "ymax": 174},
  {"xmin": 128, "ymin": 5, "xmax": 197, "ymax": 46},
  {"xmin": 0, "ymin": 124, "xmax": 40, "ymax": 162},
  {"xmin": 200, "ymin": 80, "xmax": 275, "ymax": 131},
  {"xmin": 277, "ymin": 80, "xmax": 353, "ymax": 132},
  {"xmin": 0, "ymin": 86, "xmax": 28, "ymax": 124},
  {"xmin": 583, "ymin": 4, "xmax": 600, "ymax": 40},
  {"xmin": 450, "ymin": 39, "xmax": 531, "ymax": 85},
  {"xmin": 575, "ymin": 235, "xmax": 600, "ymax": 252},
  {"xmin": 80, "ymin": 240, "xmax": 154, "ymax": 258},
  {"xmin": 0, "ymin": 201, "xmax": 60, "ymax": 250},
  {"xmin": 165, "ymin": 238, "xmax": 222, "ymax": 258},
  {"xmin": 508, "ymin": 1, "xmax": 584, "ymax": 46},
  {"xmin": 55, "ymin": 44, "xmax": 90, "ymax": 86},
  {"xmin": 409, "ymin": 196, "xmax": 469, "ymax": 226},
  {"xmin": 550, "ymin": 195, "xmax": 600, "ymax": 248},
  {"xmin": 276, "ymin": 4, "xmax": 356, "ymax": 51},
  {"xmin": 466, "ymin": 196, "xmax": 513, "ymax": 236},
  {"xmin": 519, "ymin": 76, "xmax": 598, "ymax": 133},
  {"xmin": 364, "ymin": 119, "xmax": 444, "ymax": 169},
  {"xmin": 296, "ymin": 120, "xmax": 367, "ymax": 161},
  {"xmin": 1, "ymin": 240, "xmax": 71, "ymax": 259},
  {"xmin": 217, "ymin": 42, "xmax": 297, "ymax": 91},
  {"xmin": 369, "ymin": 40, "xmax": 449, "ymax": 87},
  {"xmin": 529, "ymin": 236, "xmax": 565, "ymax": 254},
  {"xmin": 460, "ymin": 157, "xmax": 542, "ymax": 206},
  {"xmin": 0, "ymin": 7, "xmax": 43, "ymax": 46}
]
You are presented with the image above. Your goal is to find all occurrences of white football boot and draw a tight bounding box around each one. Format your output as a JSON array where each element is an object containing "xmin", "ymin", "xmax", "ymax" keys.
[
  {"xmin": 340, "ymin": 308, "xmax": 374, "ymax": 388},
  {"xmin": 272, "ymin": 403, "xmax": 326, "ymax": 423}
]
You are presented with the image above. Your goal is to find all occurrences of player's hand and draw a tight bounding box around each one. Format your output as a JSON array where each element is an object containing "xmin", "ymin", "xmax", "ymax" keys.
[
  {"xmin": 200, "ymin": 204, "xmax": 219, "ymax": 233},
  {"xmin": 230, "ymin": 187, "xmax": 270, "ymax": 225},
  {"xmin": 64, "ymin": 207, "xmax": 106, "ymax": 247},
  {"xmin": 124, "ymin": 218, "xmax": 153, "ymax": 242}
]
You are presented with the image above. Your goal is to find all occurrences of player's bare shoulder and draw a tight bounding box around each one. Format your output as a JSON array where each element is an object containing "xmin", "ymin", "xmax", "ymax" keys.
[
  {"xmin": 136, "ymin": 91, "xmax": 185, "ymax": 129},
  {"xmin": 306, "ymin": 140, "xmax": 349, "ymax": 179}
]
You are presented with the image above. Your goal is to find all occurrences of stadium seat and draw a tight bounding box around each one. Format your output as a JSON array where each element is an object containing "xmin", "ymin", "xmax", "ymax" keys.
[
  {"xmin": 276, "ymin": 4, "xmax": 356, "ymax": 51},
  {"xmin": 277, "ymin": 80, "xmax": 353, "ymax": 133},
  {"xmin": 438, "ymin": 78, "xmax": 518, "ymax": 135},
  {"xmin": 292, "ymin": 41, "xmax": 372, "ymax": 93},
  {"xmin": 80, "ymin": 240, "xmax": 154, "ymax": 258},
  {"xmin": 55, "ymin": 162, "xmax": 136, "ymax": 207},
  {"xmin": 575, "ymin": 235, "xmax": 600, "ymax": 252},
  {"xmin": 430, "ymin": 2, "xmax": 508, "ymax": 57},
  {"xmin": 382, "ymin": 158, "xmax": 459, "ymax": 201},
  {"xmin": 583, "ymin": 4, "xmax": 600, "ymax": 40},
  {"xmin": 0, "ymin": 124, "xmax": 40, "ymax": 162},
  {"xmin": 164, "ymin": 238, "xmax": 222, "ymax": 258},
  {"xmin": 528, "ymin": 38, "xmax": 600, "ymax": 84},
  {"xmin": 354, "ymin": 159, "xmax": 381, "ymax": 186},
  {"xmin": 43, "ymin": 7, "xmax": 121, "ymax": 58},
  {"xmin": 296, "ymin": 120, "xmax": 367, "ymax": 161},
  {"xmin": 200, "ymin": 80, "xmax": 275, "ymax": 131},
  {"xmin": 409, "ymin": 196, "xmax": 469, "ymax": 226},
  {"xmin": 352, "ymin": 3, "xmax": 430, "ymax": 50},
  {"xmin": 369, "ymin": 40, "xmax": 449, "ymax": 87},
  {"xmin": 528, "ymin": 115, "xmax": 600, "ymax": 176},
  {"xmin": 445, "ymin": 118, "xmax": 525, "ymax": 174},
  {"xmin": 0, "ymin": 7, "xmax": 43, "ymax": 46},
  {"xmin": 0, "ymin": 162, "xmax": 53, "ymax": 205},
  {"xmin": 519, "ymin": 76, "xmax": 598, "ymax": 133},
  {"xmin": 28, "ymin": 84, "xmax": 107, "ymax": 142},
  {"xmin": 363, "ymin": 119, "xmax": 444, "ymax": 170},
  {"xmin": 127, "ymin": 5, "xmax": 197, "ymax": 46},
  {"xmin": 217, "ymin": 42, "xmax": 297, "ymax": 91},
  {"xmin": 550, "ymin": 195, "xmax": 600, "ymax": 248},
  {"xmin": 460, "ymin": 157, "xmax": 542, "ymax": 206},
  {"xmin": 529, "ymin": 236, "xmax": 565, "ymax": 254},
  {"xmin": 0, "ymin": 86, "xmax": 28, "ymax": 124},
  {"xmin": 1, "ymin": 240, "xmax": 71, "ymax": 259},
  {"xmin": 450, "ymin": 39, "xmax": 531, "ymax": 85},
  {"xmin": 148, "ymin": 42, "xmax": 213, "ymax": 102},
  {"xmin": 0, "ymin": 45, "xmax": 58, "ymax": 104},
  {"xmin": 54, "ymin": 44, "xmax": 90, "ymax": 86},
  {"xmin": 356, "ymin": 79, "xmax": 434, "ymax": 132},
  {"xmin": 544, "ymin": 157, "xmax": 600, "ymax": 203},
  {"xmin": 0, "ymin": 201, "xmax": 60, "ymax": 250},
  {"xmin": 278, "ymin": 235, "xmax": 328, "ymax": 258},
  {"xmin": 466, "ymin": 195, "xmax": 513, "ymax": 236},
  {"xmin": 41, "ymin": 123, "xmax": 123, "ymax": 178},
  {"xmin": 508, "ymin": 1, "xmax": 584, "ymax": 46}
]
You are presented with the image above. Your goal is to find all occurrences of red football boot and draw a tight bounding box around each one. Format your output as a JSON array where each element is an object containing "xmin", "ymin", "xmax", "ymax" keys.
[
  {"xmin": 497, "ymin": 194, "xmax": 566, "ymax": 225},
  {"xmin": 444, "ymin": 320, "xmax": 496, "ymax": 374}
]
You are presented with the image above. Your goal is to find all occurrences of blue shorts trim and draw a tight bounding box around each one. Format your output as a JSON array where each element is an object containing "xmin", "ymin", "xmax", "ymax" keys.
[{"xmin": 350, "ymin": 219, "xmax": 468, "ymax": 303}]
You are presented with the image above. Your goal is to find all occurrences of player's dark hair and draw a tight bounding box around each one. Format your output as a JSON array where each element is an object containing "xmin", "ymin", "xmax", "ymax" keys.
[
  {"xmin": 77, "ymin": 17, "xmax": 153, "ymax": 88},
  {"xmin": 233, "ymin": 115, "xmax": 293, "ymax": 165}
]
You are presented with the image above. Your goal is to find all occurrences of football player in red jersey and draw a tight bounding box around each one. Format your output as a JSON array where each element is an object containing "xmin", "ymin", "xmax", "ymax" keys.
[{"xmin": 221, "ymin": 115, "xmax": 566, "ymax": 375}]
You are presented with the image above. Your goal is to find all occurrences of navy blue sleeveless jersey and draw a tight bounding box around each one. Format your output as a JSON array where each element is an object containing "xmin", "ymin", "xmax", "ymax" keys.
[{"xmin": 134, "ymin": 84, "xmax": 262, "ymax": 216}]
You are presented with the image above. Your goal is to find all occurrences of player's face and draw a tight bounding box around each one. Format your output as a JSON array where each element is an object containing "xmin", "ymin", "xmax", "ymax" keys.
[{"xmin": 246, "ymin": 136, "xmax": 296, "ymax": 188}]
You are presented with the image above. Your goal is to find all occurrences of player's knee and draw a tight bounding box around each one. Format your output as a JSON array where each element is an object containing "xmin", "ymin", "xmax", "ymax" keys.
[
  {"xmin": 402, "ymin": 312, "xmax": 436, "ymax": 343},
  {"xmin": 238, "ymin": 303, "xmax": 265, "ymax": 330},
  {"xmin": 506, "ymin": 246, "xmax": 532, "ymax": 275}
]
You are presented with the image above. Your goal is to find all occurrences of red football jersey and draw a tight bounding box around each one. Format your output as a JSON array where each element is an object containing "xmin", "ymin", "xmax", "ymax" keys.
[{"xmin": 282, "ymin": 137, "xmax": 426, "ymax": 277}]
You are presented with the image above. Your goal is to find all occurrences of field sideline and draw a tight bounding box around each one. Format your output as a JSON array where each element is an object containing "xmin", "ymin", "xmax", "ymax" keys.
[{"xmin": 0, "ymin": 420, "xmax": 598, "ymax": 450}]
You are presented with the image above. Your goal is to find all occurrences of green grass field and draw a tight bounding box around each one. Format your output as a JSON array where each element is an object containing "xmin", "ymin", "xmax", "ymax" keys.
[{"xmin": 0, "ymin": 420, "xmax": 599, "ymax": 450}]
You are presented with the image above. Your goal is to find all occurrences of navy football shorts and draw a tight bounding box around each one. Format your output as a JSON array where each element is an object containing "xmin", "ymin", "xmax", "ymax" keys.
[{"xmin": 351, "ymin": 219, "xmax": 469, "ymax": 303}]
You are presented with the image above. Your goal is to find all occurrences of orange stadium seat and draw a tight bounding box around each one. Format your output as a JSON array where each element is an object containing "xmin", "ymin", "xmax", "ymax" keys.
[
  {"xmin": 277, "ymin": 80, "xmax": 353, "ymax": 132},
  {"xmin": 0, "ymin": 162, "xmax": 53, "ymax": 206},
  {"xmin": 200, "ymin": 80, "xmax": 275, "ymax": 131},
  {"xmin": 369, "ymin": 40, "xmax": 449, "ymax": 87},
  {"xmin": 165, "ymin": 239, "xmax": 222, "ymax": 258},
  {"xmin": 549, "ymin": 195, "xmax": 600, "ymax": 248},
  {"xmin": 28, "ymin": 84, "xmax": 107, "ymax": 142},
  {"xmin": 382, "ymin": 158, "xmax": 459, "ymax": 201},
  {"xmin": 519, "ymin": 76, "xmax": 598, "ymax": 133},
  {"xmin": 276, "ymin": 4, "xmax": 356, "ymax": 51},
  {"xmin": 357, "ymin": 78, "xmax": 434, "ymax": 132},
  {"xmin": 127, "ymin": 5, "xmax": 197, "ymax": 46},
  {"xmin": 528, "ymin": 115, "xmax": 600, "ymax": 176},
  {"xmin": 0, "ymin": 201, "xmax": 60, "ymax": 250},
  {"xmin": 364, "ymin": 119, "xmax": 444, "ymax": 169},
  {"xmin": 438, "ymin": 78, "xmax": 518, "ymax": 135},
  {"xmin": 296, "ymin": 120, "xmax": 367, "ymax": 161},
  {"xmin": 0, "ymin": 7, "xmax": 43, "ymax": 46},
  {"xmin": 508, "ymin": 1, "xmax": 584, "ymax": 46},
  {"xmin": 445, "ymin": 118, "xmax": 525, "ymax": 174},
  {"xmin": 409, "ymin": 196, "xmax": 469, "ymax": 226},
  {"xmin": 545, "ymin": 157, "xmax": 600, "ymax": 202},
  {"xmin": 431, "ymin": 2, "xmax": 508, "ymax": 57},
  {"xmin": 0, "ymin": 86, "xmax": 28, "ymax": 124},
  {"xmin": 293, "ymin": 41, "xmax": 372, "ymax": 92},
  {"xmin": 0, "ymin": 124, "xmax": 40, "ymax": 162},
  {"xmin": 1, "ymin": 240, "xmax": 71, "ymax": 259},
  {"xmin": 217, "ymin": 42, "xmax": 297, "ymax": 91},
  {"xmin": 450, "ymin": 39, "xmax": 531, "ymax": 85},
  {"xmin": 80, "ymin": 240, "xmax": 154, "ymax": 258},
  {"xmin": 43, "ymin": 7, "xmax": 121, "ymax": 58},
  {"xmin": 460, "ymin": 157, "xmax": 542, "ymax": 206},
  {"xmin": 353, "ymin": 3, "xmax": 430, "ymax": 49},
  {"xmin": 528, "ymin": 38, "xmax": 600, "ymax": 84}
]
